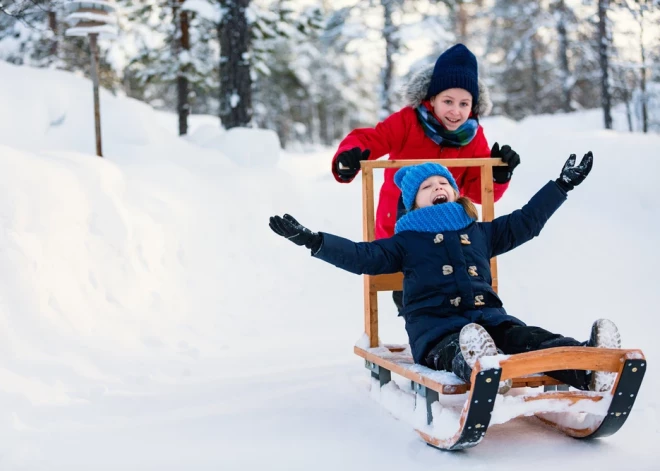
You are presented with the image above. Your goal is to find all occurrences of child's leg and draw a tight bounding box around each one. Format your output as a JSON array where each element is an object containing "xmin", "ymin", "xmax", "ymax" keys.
[
  {"xmin": 487, "ymin": 323, "xmax": 590, "ymax": 390},
  {"xmin": 458, "ymin": 323, "xmax": 512, "ymax": 393},
  {"xmin": 424, "ymin": 326, "xmax": 511, "ymax": 394},
  {"xmin": 424, "ymin": 332, "xmax": 461, "ymax": 372}
]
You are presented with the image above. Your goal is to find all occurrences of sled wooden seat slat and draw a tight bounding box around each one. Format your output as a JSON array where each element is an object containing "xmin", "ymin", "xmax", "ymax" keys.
[{"xmin": 368, "ymin": 273, "xmax": 403, "ymax": 291}]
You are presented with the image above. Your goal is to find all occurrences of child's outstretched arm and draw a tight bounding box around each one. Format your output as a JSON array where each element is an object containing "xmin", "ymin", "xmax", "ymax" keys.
[
  {"xmin": 269, "ymin": 214, "xmax": 404, "ymax": 275},
  {"xmin": 269, "ymin": 214, "xmax": 323, "ymax": 251},
  {"xmin": 486, "ymin": 152, "xmax": 593, "ymax": 257}
]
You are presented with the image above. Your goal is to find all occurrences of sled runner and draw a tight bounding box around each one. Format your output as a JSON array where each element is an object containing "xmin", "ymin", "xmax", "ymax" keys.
[{"xmin": 356, "ymin": 158, "xmax": 647, "ymax": 451}]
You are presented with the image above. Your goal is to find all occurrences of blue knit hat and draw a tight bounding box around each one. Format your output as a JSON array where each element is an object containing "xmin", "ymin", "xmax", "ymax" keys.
[
  {"xmin": 426, "ymin": 44, "xmax": 479, "ymax": 105},
  {"xmin": 394, "ymin": 163, "xmax": 459, "ymax": 211}
]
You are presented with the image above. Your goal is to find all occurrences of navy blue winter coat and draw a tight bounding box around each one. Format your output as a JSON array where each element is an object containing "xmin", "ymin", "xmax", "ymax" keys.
[{"xmin": 313, "ymin": 181, "xmax": 568, "ymax": 363}]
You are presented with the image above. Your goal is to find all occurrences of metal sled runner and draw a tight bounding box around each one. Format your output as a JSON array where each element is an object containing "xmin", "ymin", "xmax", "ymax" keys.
[{"xmin": 356, "ymin": 158, "xmax": 647, "ymax": 451}]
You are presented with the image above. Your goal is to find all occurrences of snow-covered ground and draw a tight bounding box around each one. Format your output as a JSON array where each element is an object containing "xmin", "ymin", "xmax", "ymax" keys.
[{"xmin": 0, "ymin": 61, "xmax": 658, "ymax": 470}]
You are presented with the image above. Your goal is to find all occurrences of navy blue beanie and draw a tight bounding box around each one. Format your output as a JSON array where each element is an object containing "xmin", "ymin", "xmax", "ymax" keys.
[
  {"xmin": 426, "ymin": 43, "xmax": 479, "ymax": 105},
  {"xmin": 394, "ymin": 163, "xmax": 459, "ymax": 211}
]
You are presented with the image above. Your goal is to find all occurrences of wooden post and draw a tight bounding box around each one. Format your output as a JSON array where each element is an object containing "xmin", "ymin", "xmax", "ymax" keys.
[
  {"xmin": 64, "ymin": 2, "xmax": 116, "ymax": 157},
  {"xmin": 362, "ymin": 164, "xmax": 379, "ymax": 348},
  {"xmin": 88, "ymin": 33, "xmax": 103, "ymax": 157},
  {"xmin": 480, "ymin": 164, "xmax": 497, "ymax": 293}
]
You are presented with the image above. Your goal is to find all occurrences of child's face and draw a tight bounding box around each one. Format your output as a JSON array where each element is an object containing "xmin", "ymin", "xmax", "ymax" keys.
[
  {"xmin": 430, "ymin": 88, "xmax": 473, "ymax": 131},
  {"xmin": 415, "ymin": 175, "xmax": 457, "ymax": 209}
]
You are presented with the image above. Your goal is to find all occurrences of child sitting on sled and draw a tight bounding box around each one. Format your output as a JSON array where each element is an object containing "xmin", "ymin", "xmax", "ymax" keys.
[{"xmin": 269, "ymin": 153, "xmax": 622, "ymax": 394}]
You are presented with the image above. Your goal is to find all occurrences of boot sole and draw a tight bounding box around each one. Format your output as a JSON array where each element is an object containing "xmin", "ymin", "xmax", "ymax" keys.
[
  {"xmin": 459, "ymin": 323, "xmax": 511, "ymax": 394},
  {"xmin": 590, "ymin": 319, "xmax": 622, "ymax": 392}
]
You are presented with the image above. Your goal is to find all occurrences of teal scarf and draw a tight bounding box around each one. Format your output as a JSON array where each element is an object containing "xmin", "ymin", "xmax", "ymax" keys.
[{"xmin": 415, "ymin": 104, "xmax": 478, "ymax": 147}]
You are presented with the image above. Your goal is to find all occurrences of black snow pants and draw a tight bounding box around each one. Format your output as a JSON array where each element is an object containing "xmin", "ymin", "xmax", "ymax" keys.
[{"xmin": 423, "ymin": 323, "xmax": 591, "ymax": 390}]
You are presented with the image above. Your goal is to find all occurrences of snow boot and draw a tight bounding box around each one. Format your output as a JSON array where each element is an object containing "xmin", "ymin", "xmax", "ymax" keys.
[
  {"xmin": 458, "ymin": 323, "xmax": 512, "ymax": 394},
  {"xmin": 588, "ymin": 318, "xmax": 622, "ymax": 392}
]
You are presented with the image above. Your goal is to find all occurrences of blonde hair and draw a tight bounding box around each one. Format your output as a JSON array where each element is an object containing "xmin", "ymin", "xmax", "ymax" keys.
[
  {"xmin": 456, "ymin": 196, "xmax": 479, "ymax": 220},
  {"xmin": 411, "ymin": 188, "xmax": 479, "ymax": 220}
]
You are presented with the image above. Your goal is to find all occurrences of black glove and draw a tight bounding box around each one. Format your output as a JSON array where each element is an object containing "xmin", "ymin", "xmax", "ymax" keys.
[
  {"xmin": 491, "ymin": 142, "xmax": 521, "ymax": 184},
  {"xmin": 335, "ymin": 147, "xmax": 371, "ymax": 182},
  {"xmin": 269, "ymin": 214, "xmax": 323, "ymax": 252},
  {"xmin": 555, "ymin": 151, "xmax": 593, "ymax": 192}
]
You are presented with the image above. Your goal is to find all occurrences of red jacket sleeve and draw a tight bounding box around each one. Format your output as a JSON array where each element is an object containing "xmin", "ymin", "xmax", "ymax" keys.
[
  {"xmin": 331, "ymin": 108, "xmax": 410, "ymax": 183},
  {"xmin": 458, "ymin": 128, "xmax": 510, "ymax": 203}
]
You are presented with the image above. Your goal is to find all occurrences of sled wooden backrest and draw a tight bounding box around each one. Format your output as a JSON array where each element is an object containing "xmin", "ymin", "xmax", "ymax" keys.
[{"xmin": 360, "ymin": 158, "xmax": 506, "ymax": 348}]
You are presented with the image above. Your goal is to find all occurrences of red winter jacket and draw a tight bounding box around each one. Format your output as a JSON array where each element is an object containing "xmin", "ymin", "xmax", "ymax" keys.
[{"xmin": 332, "ymin": 106, "xmax": 509, "ymax": 239}]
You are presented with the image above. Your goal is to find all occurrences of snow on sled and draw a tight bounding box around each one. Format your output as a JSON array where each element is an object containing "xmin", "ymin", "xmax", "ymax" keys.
[{"xmin": 355, "ymin": 158, "xmax": 647, "ymax": 451}]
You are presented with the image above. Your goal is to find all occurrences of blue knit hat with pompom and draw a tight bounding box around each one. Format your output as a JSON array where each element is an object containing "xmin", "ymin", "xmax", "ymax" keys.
[{"xmin": 394, "ymin": 163, "xmax": 459, "ymax": 211}]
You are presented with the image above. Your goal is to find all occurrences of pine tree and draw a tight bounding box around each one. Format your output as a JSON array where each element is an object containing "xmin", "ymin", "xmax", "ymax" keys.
[
  {"xmin": 0, "ymin": 0, "xmax": 120, "ymax": 89},
  {"xmin": 123, "ymin": 0, "xmax": 217, "ymax": 118}
]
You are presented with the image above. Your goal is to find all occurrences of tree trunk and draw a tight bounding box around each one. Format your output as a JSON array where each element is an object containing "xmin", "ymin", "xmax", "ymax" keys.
[
  {"xmin": 326, "ymin": 102, "xmax": 335, "ymax": 145},
  {"xmin": 556, "ymin": 0, "xmax": 571, "ymax": 112},
  {"xmin": 456, "ymin": 2, "xmax": 468, "ymax": 44},
  {"xmin": 625, "ymin": 94, "xmax": 633, "ymax": 132},
  {"xmin": 89, "ymin": 33, "xmax": 103, "ymax": 157},
  {"xmin": 639, "ymin": 7, "xmax": 648, "ymax": 133},
  {"xmin": 219, "ymin": 0, "xmax": 252, "ymax": 129},
  {"xmin": 47, "ymin": 9, "xmax": 58, "ymax": 58},
  {"xmin": 176, "ymin": 0, "xmax": 190, "ymax": 136},
  {"xmin": 530, "ymin": 38, "xmax": 540, "ymax": 114},
  {"xmin": 380, "ymin": 0, "xmax": 397, "ymax": 120},
  {"xmin": 310, "ymin": 98, "xmax": 320, "ymax": 145},
  {"xmin": 616, "ymin": 68, "xmax": 634, "ymax": 132},
  {"xmin": 597, "ymin": 0, "xmax": 613, "ymax": 129}
]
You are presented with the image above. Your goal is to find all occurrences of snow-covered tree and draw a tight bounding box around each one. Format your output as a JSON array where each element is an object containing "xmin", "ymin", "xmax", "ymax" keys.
[
  {"xmin": 0, "ymin": 0, "xmax": 61, "ymax": 67},
  {"xmin": 0, "ymin": 0, "xmax": 120, "ymax": 88},
  {"xmin": 122, "ymin": 0, "xmax": 218, "ymax": 124},
  {"xmin": 486, "ymin": 0, "xmax": 558, "ymax": 118},
  {"xmin": 615, "ymin": 0, "xmax": 658, "ymax": 132}
]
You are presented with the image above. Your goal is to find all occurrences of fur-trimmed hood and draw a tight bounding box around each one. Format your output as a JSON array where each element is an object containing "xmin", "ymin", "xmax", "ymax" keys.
[{"xmin": 403, "ymin": 64, "xmax": 493, "ymax": 117}]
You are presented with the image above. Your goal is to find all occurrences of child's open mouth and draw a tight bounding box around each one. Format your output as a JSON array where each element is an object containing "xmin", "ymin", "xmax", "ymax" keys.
[
  {"xmin": 445, "ymin": 117, "xmax": 461, "ymax": 124},
  {"xmin": 433, "ymin": 195, "xmax": 448, "ymax": 205}
]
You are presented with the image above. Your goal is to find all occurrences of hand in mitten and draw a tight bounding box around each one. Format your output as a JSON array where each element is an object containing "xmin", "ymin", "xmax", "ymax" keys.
[
  {"xmin": 555, "ymin": 151, "xmax": 593, "ymax": 192},
  {"xmin": 334, "ymin": 147, "xmax": 371, "ymax": 182},
  {"xmin": 491, "ymin": 143, "xmax": 521, "ymax": 184},
  {"xmin": 269, "ymin": 214, "xmax": 322, "ymax": 252}
]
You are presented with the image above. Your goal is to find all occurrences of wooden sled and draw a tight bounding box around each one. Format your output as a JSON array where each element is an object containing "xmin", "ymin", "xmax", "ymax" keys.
[{"xmin": 356, "ymin": 158, "xmax": 647, "ymax": 450}]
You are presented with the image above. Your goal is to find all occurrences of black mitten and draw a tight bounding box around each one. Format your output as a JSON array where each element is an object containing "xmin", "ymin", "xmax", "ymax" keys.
[
  {"xmin": 334, "ymin": 147, "xmax": 371, "ymax": 181},
  {"xmin": 269, "ymin": 214, "xmax": 322, "ymax": 252},
  {"xmin": 491, "ymin": 142, "xmax": 521, "ymax": 184},
  {"xmin": 555, "ymin": 151, "xmax": 593, "ymax": 192}
]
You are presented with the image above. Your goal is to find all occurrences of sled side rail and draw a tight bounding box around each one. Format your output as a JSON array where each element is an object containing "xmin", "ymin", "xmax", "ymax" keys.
[
  {"xmin": 360, "ymin": 158, "xmax": 506, "ymax": 348},
  {"xmin": 494, "ymin": 347, "xmax": 646, "ymax": 382},
  {"xmin": 354, "ymin": 345, "xmax": 564, "ymax": 395}
]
